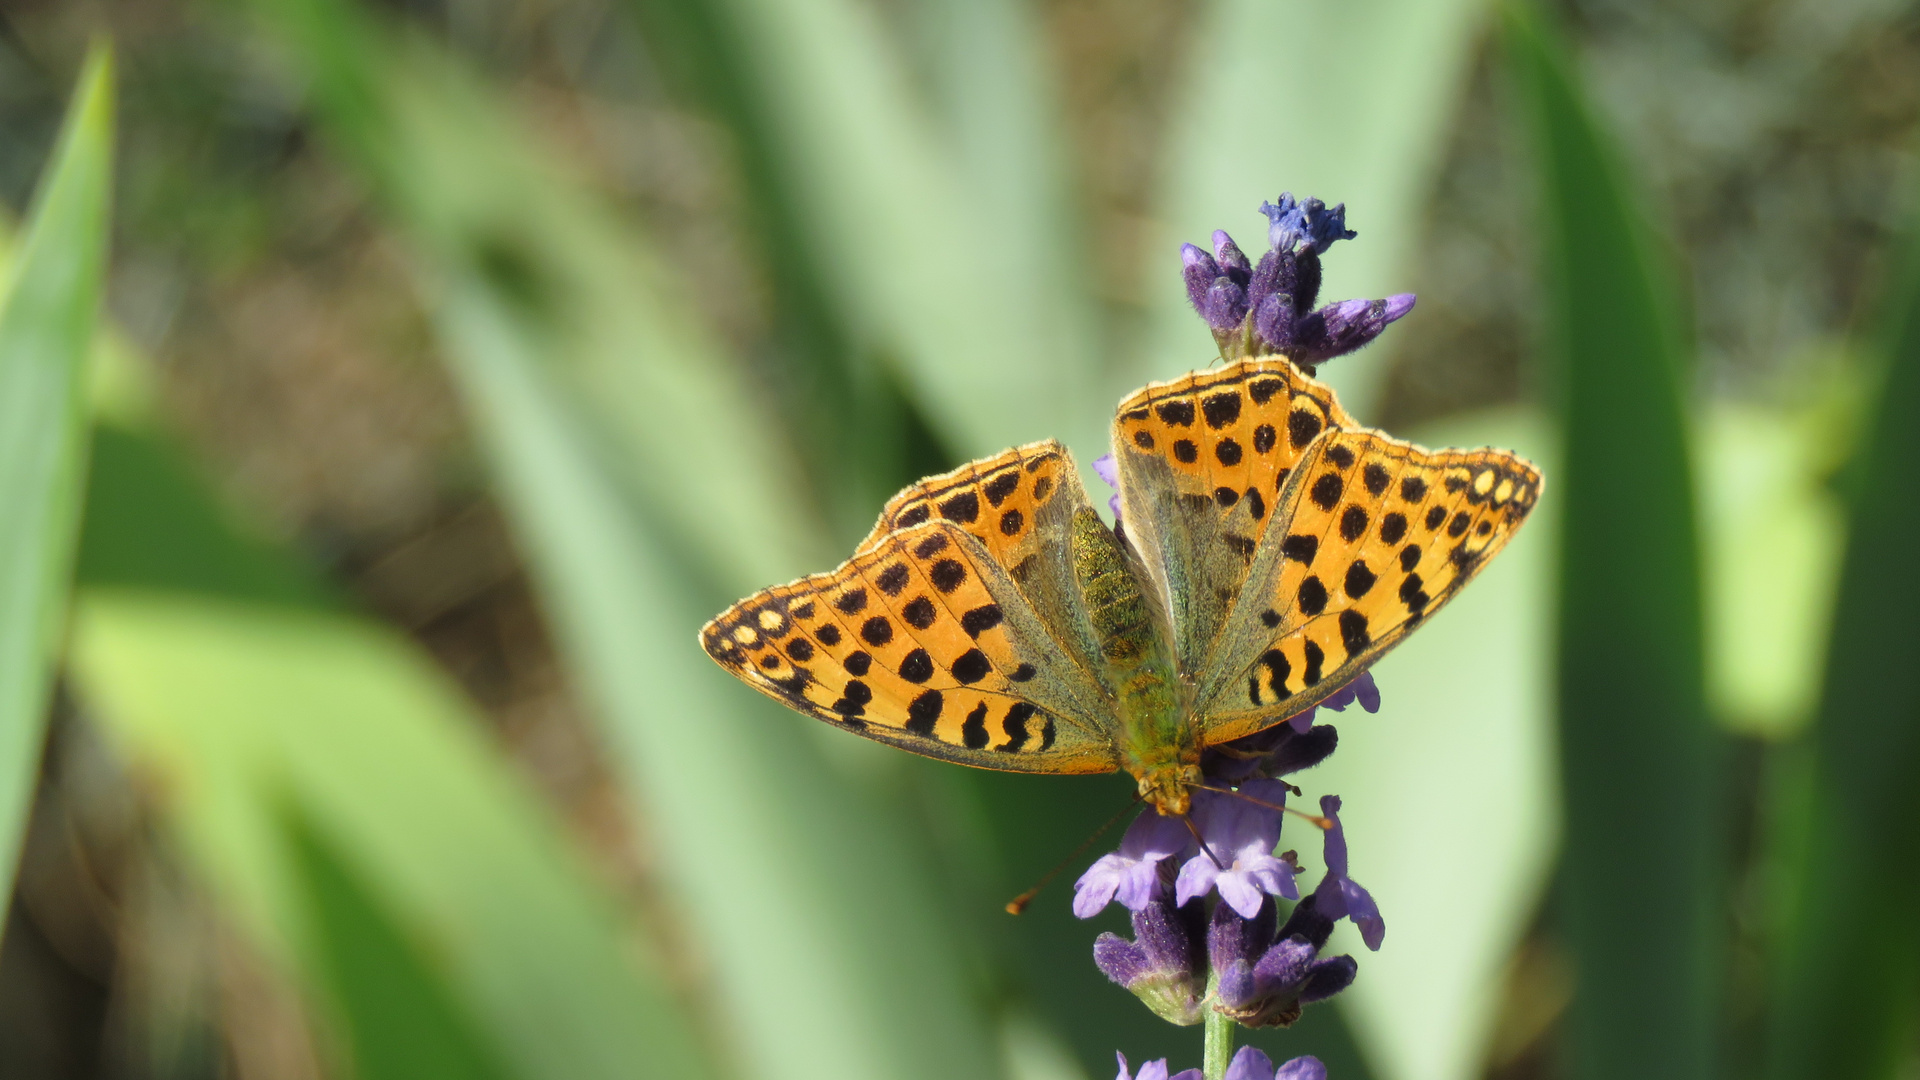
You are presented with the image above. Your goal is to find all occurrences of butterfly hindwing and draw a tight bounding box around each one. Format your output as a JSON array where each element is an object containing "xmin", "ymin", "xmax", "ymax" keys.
[
  {"xmin": 1193, "ymin": 429, "xmax": 1542, "ymax": 742},
  {"xmin": 1112, "ymin": 359, "xmax": 1358, "ymax": 679},
  {"xmin": 702, "ymin": 519, "xmax": 1116, "ymax": 774}
]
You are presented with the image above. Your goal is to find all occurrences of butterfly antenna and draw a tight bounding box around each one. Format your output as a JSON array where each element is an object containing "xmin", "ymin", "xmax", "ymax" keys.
[
  {"xmin": 1005, "ymin": 794, "xmax": 1142, "ymax": 915},
  {"xmin": 1180, "ymin": 813, "xmax": 1228, "ymax": 869},
  {"xmin": 1194, "ymin": 783, "xmax": 1333, "ymax": 830}
]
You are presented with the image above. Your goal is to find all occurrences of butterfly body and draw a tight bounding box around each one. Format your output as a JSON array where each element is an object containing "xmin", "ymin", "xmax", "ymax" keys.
[
  {"xmin": 701, "ymin": 358, "xmax": 1540, "ymax": 819},
  {"xmin": 1069, "ymin": 505, "xmax": 1199, "ymax": 814}
]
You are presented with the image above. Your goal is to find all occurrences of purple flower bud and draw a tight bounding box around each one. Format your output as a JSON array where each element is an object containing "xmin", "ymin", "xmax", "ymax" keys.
[
  {"xmin": 1202, "ymin": 719, "xmax": 1340, "ymax": 782},
  {"xmin": 1075, "ymin": 810, "xmax": 1194, "ymax": 917},
  {"xmin": 1208, "ymin": 893, "xmax": 1358, "ymax": 1028},
  {"xmin": 1095, "ymin": 897, "xmax": 1208, "ymax": 1026},
  {"xmin": 1206, "ymin": 278, "xmax": 1252, "ymax": 334},
  {"xmin": 1290, "ymin": 294, "xmax": 1416, "ymax": 365},
  {"xmin": 1311, "ymin": 795, "xmax": 1385, "ymax": 950},
  {"xmin": 1174, "ymin": 781, "xmax": 1300, "ymax": 916},
  {"xmin": 1253, "ymin": 291, "xmax": 1297, "ymax": 356},
  {"xmin": 1115, "ymin": 1053, "xmax": 1204, "ymax": 1080},
  {"xmin": 1182, "ymin": 243, "xmax": 1221, "ymax": 315},
  {"xmin": 1212, "ymin": 230, "xmax": 1253, "ymax": 279}
]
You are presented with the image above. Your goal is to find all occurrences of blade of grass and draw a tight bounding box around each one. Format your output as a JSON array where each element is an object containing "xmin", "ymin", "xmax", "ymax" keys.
[
  {"xmin": 70, "ymin": 586, "xmax": 718, "ymax": 1080},
  {"xmin": 1762, "ymin": 159, "xmax": 1920, "ymax": 1080},
  {"xmin": 619, "ymin": 0, "xmax": 1101, "ymax": 458},
  {"xmin": 0, "ymin": 46, "xmax": 112, "ymax": 919},
  {"xmin": 1145, "ymin": 0, "xmax": 1488, "ymax": 418},
  {"xmin": 240, "ymin": 5, "xmax": 1011, "ymax": 1078},
  {"xmin": 1505, "ymin": 7, "xmax": 1721, "ymax": 1080},
  {"xmin": 283, "ymin": 805, "xmax": 512, "ymax": 1080}
]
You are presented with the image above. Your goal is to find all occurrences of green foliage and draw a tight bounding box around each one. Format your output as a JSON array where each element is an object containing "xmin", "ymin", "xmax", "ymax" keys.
[
  {"xmin": 0, "ymin": 47, "xmax": 112, "ymax": 926},
  {"xmin": 1762, "ymin": 165, "xmax": 1920, "ymax": 1080},
  {"xmin": 1505, "ymin": 7, "xmax": 1722, "ymax": 1080}
]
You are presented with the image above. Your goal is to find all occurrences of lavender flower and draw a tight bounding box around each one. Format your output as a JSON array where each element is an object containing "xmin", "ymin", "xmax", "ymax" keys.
[
  {"xmin": 1310, "ymin": 796, "xmax": 1384, "ymax": 951},
  {"xmin": 1182, "ymin": 198, "xmax": 1414, "ymax": 364},
  {"xmin": 1075, "ymin": 809, "xmax": 1192, "ymax": 917},
  {"xmin": 1092, "ymin": 453, "xmax": 1122, "ymax": 520},
  {"xmin": 1210, "ymin": 894, "xmax": 1359, "ymax": 1028},
  {"xmin": 1094, "ymin": 896, "xmax": 1208, "ymax": 1025},
  {"xmin": 1174, "ymin": 781, "xmax": 1301, "ymax": 916},
  {"xmin": 1114, "ymin": 1047, "xmax": 1329, "ymax": 1080},
  {"xmin": 1114, "ymin": 1052, "xmax": 1202, "ymax": 1080},
  {"xmin": 1260, "ymin": 195, "xmax": 1355, "ymax": 255}
]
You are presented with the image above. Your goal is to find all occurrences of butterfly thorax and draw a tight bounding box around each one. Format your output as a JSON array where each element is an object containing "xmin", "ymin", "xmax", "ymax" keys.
[{"xmin": 1069, "ymin": 508, "xmax": 1201, "ymax": 815}]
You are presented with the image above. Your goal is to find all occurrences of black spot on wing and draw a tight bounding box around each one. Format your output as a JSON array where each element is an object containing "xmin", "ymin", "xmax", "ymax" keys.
[
  {"xmin": 1339, "ymin": 505, "xmax": 1369, "ymax": 542},
  {"xmin": 961, "ymin": 604, "xmax": 1004, "ymax": 638},
  {"xmin": 1364, "ymin": 463, "xmax": 1390, "ymax": 495},
  {"xmin": 900, "ymin": 648, "xmax": 934, "ymax": 683},
  {"xmin": 844, "ymin": 650, "xmax": 871, "ymax": 676},
  {"xmin": 962, "ymin": 703, "xmax": 990, "ymax": 749},
  {"xmin": 1299, "ymin": 576, "xmax": 1329, "ymax": 616},
  {"xmin": 1156, "ymin": 399, "xmax": 1196, "ymax": 426},
  {"xmin": 1288, "ymin": 409, "xmax": 1322, "ymax": 449},
  {"xmin": 1215, "ymin": 438, "xmax": 1243, "ymax": 466},
  {"xmin": 913, "ymin": 533, "xmax": 949, "ymax": 559},
  {"xmin": 1174, "ymin": 440, "xmax": 1198, "ymax": 463},
  {"xmin": 984, "ymin": 471, "xmax": 1021, "ymax": 507},
  {"xmin": 1339, "ymin": 610, "xmax": 1371, "ymax": 655},
  {"xmin": 930, "ymin": 559, "xmax": 966, "ymax": 593},
  {"xmin": 907, "ymin": 690, "xmax": 943, "ymax": 735},
  {"xmin": 1282, "ymin": 534, "xmax": 1319, "ymax": 564},
  {"xmin": 952, "ymin": 649, "xmax": 991, "ymax": 683},
  {"xmin": 940, "ymin": 491, "xmax": 980, "ymax": 524},
  {"xmin": 1310, "ymin": 473, "xmax": 1343, "ymax": 511},
  {"xmin": 877, "ymin": 563, "xmax": 910, "ymax": 595},
  {"xmin": 902, "ymin": 597, "xmax": 936, "ymax": 630}
]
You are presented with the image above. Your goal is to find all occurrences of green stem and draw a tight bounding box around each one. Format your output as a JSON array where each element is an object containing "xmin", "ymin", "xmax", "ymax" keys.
[{"xmin": 1202, "ymin": 968, "xmax": 1234, "ymax": 1080}]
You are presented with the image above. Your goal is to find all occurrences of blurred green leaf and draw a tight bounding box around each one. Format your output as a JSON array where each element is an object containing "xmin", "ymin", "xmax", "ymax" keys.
[
  {"xmin": 0, "ymin": 46, "xmax": 112, "ymax": 917},
  {"xmin": 1311, "ymin": 407, "xmax": 1558, "ymax": 1080},
  {"xmin": 1145, "ymin": 0, "xmax": 1488, "ymax": 419},
  {"xmin": 1505, "ymin": 7, "xmax": 1721, "ymax": 1080},
  {"xmin": 251, "ymin": 0, "xmax": 829, "ymax": 599},
  {"xmin": 241, "ymin": 4, "xmax": 1014, "ymax": 1078},
  {"xmin": 622, "ymin": 0, "xmax": 1101, "ymax": 459},
  {"xmin": 1696, "ymin": 403, "xmax": 1847, "ymax": 738},
  {"xmin": 284, "ymin": 807, "xmax": 512, "ymax": 1080},
  {"xmin": 69, "ymin": 589, "xmax": 716, "ymax": 1080},
  {"xmin": 1762, "ymin": 165, "xmax": 1920, "ymax": 1080}
]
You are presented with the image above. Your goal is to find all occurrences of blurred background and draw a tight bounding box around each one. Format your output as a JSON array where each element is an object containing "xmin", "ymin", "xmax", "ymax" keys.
[{"xmin": 0, "ymin": 0, "xmax": 1915, "ymax": 1078}]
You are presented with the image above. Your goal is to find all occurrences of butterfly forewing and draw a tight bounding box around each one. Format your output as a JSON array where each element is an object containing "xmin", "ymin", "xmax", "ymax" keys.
[
  {"xmin": 1112, "ymin": 359, "xmax": 1358, "ymax": 679},
  {"xmin": 856, "ymin": 440, "xmax": 1110, "ymax": 687},
  {"xmin": 1193, "ymin": 430, "xmax": 1542, "ymax": 741},
  {"xmin": 702, "ymin": 520, "xmax": 1117, "ymax": 774}
]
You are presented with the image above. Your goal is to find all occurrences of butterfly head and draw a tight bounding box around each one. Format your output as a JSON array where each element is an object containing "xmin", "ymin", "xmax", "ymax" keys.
[{"xmin": 1138, "ymin": 762, "xmax": 1205, "ymax": 817}]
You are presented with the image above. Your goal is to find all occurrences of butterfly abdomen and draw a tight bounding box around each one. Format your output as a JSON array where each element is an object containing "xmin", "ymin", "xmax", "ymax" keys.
[{"xmin": 1069, "ymin": 508, "xmax": 1195, "ymax": 797}]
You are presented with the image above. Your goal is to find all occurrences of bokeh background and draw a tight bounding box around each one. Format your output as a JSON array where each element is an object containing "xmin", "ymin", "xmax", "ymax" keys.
[{"xmin": 0, "ymin": 0, "xmax": 1915, "ymax": 1079}]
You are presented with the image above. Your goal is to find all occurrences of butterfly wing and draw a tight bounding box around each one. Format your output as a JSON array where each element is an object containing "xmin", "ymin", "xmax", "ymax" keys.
[
  {"xmin": 855, "ymin": 439, "xmax": 1110, "ymax": 690},
  {"xmin": 1192, "ymin": 429, "xmax": 1542, "ymax": 742},
  {"xmin": 703, "ymin": 452, "xmax": 1119, "ymax": 773},
  {"xmin": 1110, "ymin": 358, "xmax": 1357, "ymax": 679}
]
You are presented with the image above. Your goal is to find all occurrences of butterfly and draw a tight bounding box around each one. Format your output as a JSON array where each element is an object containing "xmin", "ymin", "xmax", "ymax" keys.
[{"xmin": 700, "ymin": 357, "xmax": 1540, "ymax": 816}]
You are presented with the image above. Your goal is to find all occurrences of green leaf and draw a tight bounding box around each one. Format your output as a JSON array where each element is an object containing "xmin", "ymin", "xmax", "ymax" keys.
[
  {"xmin": 284, "ymin": 807, "xmax": 512, "ymax": 1080},
  {"xmin": 1504, "ymin": 8, "xmax": 1721, "ymax": 1079},
  {"xmin": 1762, "ymin": 150, "xmax": 1920, "ymax": 1080},
  {"xmin": 240, "ymin": 5, "xmax": 1012, "ymax": 1078},
  {"xmin": 68, "ymin": 590, "xmax": 716, "ymax": 1080},
  {"xmin": 1311, "ymin": 407, "xmax": 1558, "ymax": 1080},
  {"xmin": 619, "ymin": 0, "xmax": 1101, "ymax": 458},
  {"xmin": 1144, "ymin": 0, "xmax": 1489, "ymax": 419},
  {"xmin": 0, "ymin": 46, "xmax": 112, "ymax": 918},
  {"xmin": 1696, "ymin": 402, "xmax": 1848, "ymax": 738}
]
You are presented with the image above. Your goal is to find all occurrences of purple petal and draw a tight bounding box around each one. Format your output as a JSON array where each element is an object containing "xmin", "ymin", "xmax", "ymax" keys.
[
  {"xmin": 1319, "ymin": 795, "xmax": 1348, "ymax": 877},
  {"xmin": 1383, "ymin": 292, "xmax": 1417, "ymax": 320},
  {"xmin": 1287, "ymin": 709, "xmax": 1315, "ymax": 734},
  {"xmin": 1252, "ymin": 933, "xmax": 1320, "ymax": 988},
  {"xmin": 1353, "ymin": 670, "xmax": 1381, "ymax": 713},
  {"xmin": 1217, "ymin": 871, "xmax": 1268, "ymax": 919},
  {"xmin": 1215, "ymin": 956, "xmax": 1258, "ymax": 1009},
  {"xmin": 1093, "ymin": 453, "xmax": 1119, "ymax": 488},
  {"xmin": 1116, "ymin": 1051, "xmax": 1132, "ymax": 1080},
  {"xmin": 1275, "ymin": 1055, "xmax": 1329, "ymax": 1080},
  {"xmin": 1113, "ymin": 859, "xmax": 1165, "ymax": 912},
  {"xmin": 1137, "ymin": 1060, "xmax": 1171, "ymax": 1080},
  {"xmin": 1074, "ymin": 855, "xmax": 1126, "ymax": 918},
  {"xmin": 1182, "ymin": 246, "xmax": 1220, "ymax": 314},
  {"xmin": 1224, "ymin": 1046, "xmax": 1278, "ymax": 1080},
  {"xmin": 1121, "ymin": 811, "xmax": 1194, "ymax": 861},
  {"xmin": 1109, "ymin": 493, "xmax": 1122, "ymax": 519},
  {"xmin": 1342, "ymin": 879, "xmax": 1385, "ymax": 950},
  {"xmin": 1174, "ymin": 854, "xmax": 1221, "ymax": 906},
  {"xmin": 1094, "ymin": 933, "xmax": 1150, "ymax": 986},
  {"xmin": 1300, "ymin": 955, "xmax": 1358, "ymax": 1002},
  {"xmin": 1170, "ymin": 1071, "xmax": 1205, "ymax": 1080}
]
